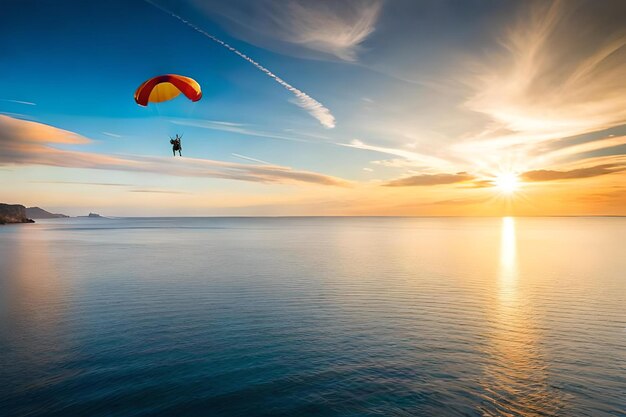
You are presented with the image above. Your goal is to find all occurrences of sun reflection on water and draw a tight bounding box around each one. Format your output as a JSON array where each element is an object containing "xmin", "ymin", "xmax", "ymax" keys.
[
  {"xmin": 499, "ymin": 216, "xmax": 517, "ymax": 285},
  {"xmin": 478, "ymin": 217, "xmax": 564, "ymax": 416}
]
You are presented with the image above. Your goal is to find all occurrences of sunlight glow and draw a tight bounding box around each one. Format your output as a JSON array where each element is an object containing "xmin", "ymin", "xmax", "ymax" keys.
[{"xmin": 493, "ymin": 172, "xmax": 521, "ymax": 195}]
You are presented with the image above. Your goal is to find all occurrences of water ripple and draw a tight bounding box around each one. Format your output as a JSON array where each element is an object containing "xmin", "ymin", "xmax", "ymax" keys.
[{"xmin": 1, "ymin": 217, "xmax": 624, "ymax": 416}]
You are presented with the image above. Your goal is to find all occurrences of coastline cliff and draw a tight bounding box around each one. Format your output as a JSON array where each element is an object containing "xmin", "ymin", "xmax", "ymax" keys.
[{"xmin": 0, "ymin": 204, "xmax": 35, "ymax": 224}]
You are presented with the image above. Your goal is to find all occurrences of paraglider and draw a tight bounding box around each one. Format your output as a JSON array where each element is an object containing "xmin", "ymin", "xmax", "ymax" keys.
[
  {"xmin": 134, "ymin": 74, "xmax": 201, "ymax": 156},
  {"xmin": 170, "ymin": 134, "xmax": 182, "ymax": 157}
]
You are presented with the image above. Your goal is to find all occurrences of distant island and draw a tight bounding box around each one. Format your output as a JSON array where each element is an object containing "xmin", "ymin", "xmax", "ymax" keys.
[
  {"xmin": 26, "ymin": 207, "xmax": 70, "ymax": 219},
  {"xmin": 0, "ymin": 204, "xmax": 35, "ymax": 224},
  {"xmin": 78, "ymin": 212, "xmax": 106, "ymax": 218}
]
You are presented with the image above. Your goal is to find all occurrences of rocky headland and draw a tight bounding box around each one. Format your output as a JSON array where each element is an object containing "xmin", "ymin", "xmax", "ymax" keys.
[{"xmin": 0, "ymin": 204, "xmax": 35, "ymax": 224}]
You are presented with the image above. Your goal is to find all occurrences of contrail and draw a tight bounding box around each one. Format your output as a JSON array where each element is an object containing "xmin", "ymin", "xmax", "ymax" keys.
[{"xmin": 144, "ymin": 0, "xmax": 336, "ymax": 129}]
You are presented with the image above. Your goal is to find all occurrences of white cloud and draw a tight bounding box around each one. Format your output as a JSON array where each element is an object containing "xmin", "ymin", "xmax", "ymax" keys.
[
  {"xmin": 194, "ymin": 0, "xmax": 382, "ymax": 62},
  {"xmin": 459, "ymin": 0, "xmax": 626, "ymax": 158},
  {"xmin": 275, "ymin": 0, "xmax": 382, "ymax": 61},
  {"xmin": 370, "ymin": 159, "xmax": 416, "ymax": 168},
  {"xmin": 341, "ymin": 139, "xmax": 453, "ymax": 171}
]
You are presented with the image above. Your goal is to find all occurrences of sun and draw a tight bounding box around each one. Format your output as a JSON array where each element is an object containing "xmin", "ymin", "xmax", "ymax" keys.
[{"xmin": 493, "ymin": 172, "xmax": 521, "ymax": 195}]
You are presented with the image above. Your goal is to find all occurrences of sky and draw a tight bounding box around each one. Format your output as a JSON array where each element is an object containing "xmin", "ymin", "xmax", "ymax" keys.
[{"xmin": 1, "ymin": 0, "xmax": 625, "ymax": 216}]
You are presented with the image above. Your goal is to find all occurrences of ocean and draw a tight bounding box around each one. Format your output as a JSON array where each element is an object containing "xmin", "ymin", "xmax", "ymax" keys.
[{"xmin": 0, "ymin": 217, "xmax": 624, "ymax": 416}]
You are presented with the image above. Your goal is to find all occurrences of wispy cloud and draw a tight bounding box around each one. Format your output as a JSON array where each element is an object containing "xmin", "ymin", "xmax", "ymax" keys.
[
  {"xmin": 30, "ymin": 181, "xmax": 133, "ymax": 187},
  {"xmin": 370, "ymin": 159, "xmax": 418, "ymax": 168},
  {"xmin": 459, "ymin": 0, "xmax": 626, "ymax": 157},
  {"xmin": 101, "ymin": 131, "xmax": 122, "ymax": 138},
  {"xmin": 170, "ymin": 119, "xmax": 308, "ymax": 143},
  {"xmin": 130, "ymin": 189, "xmax": 190, "ymax": 194},
  {"xmin": 0, "ymin": 111, "xmax": 31, "ymax": 119},
  {"xmin": 280, "ymin": 0, "xmax": 381, "ymax": 61},
  {"xmin": 206, "ymin": 120, "xmax": 245, "ymax": 127},
  {"xmin": 522, "ymin": 163, "xmax": 626, "ymax": 182},
  {"xmin": 146, "ymin": 0, "xmax": 336, "ymax": 128},
  {"xmin": 341, "ymin": 139, "xmax": 453, "ymax": 171},
  {"xmin": 0, "ymin": 99, "xmax": 36, "ymax": 106},
  {"xmin": 282, "ymin": 128, "xmax": 330, "ymax": 141},
  {"xmin": 536, "ymin": 135, "xmax": 626, "ymax": 163},
  {"xmin": 231, "ymin": 153, "xmax": 272, "ymax": 165},
  {"xmin": 385, "ymin": 172, "xmax": 475, "ymax": 187},
  {"xmin": 193, "ymin": 0, "xmax": 382, "ymax": 61},
  {"xmin": 0, "ymin": 115, "xmax": 349, "ymax": 187}
]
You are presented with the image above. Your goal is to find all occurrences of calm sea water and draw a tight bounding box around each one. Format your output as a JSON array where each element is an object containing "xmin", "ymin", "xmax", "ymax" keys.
[{"xmin": 0, "ymin": 217, "xmax": 624, "ymax": 416}]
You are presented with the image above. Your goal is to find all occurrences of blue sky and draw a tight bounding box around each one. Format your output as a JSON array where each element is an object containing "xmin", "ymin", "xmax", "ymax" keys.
[{"xmin": 1, "ymin": 0, "xmax": 625, "ymax": 216}]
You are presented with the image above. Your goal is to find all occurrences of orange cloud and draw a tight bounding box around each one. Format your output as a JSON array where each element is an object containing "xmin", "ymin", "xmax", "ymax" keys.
[
  {"xmin": 0, "ymin": 114, "xmax": 89, "ymax": 144},
  {"xmin": 384, "ymin": 172, "xmax": 475, "ymax": 187},
  {"xmin": 0, "ymin": 115, "xmax": 349, "ymax": 187},
  {"xmin": 522, "ymin": 163, "xmax": 626, "ymax": 182}
]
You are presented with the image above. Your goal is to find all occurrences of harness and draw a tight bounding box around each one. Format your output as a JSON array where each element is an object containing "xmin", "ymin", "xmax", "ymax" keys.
[{"xmin": 170, "ymin": 138, "xmax": 182, "ymax": 150}]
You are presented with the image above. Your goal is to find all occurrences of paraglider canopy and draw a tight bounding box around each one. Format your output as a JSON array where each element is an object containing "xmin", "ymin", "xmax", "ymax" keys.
[{"xmin": 134, "ymin": 74, "xmax": 202, "ymax": 106}]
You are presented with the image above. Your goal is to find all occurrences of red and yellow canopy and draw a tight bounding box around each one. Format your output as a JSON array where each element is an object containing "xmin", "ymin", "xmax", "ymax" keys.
[{"xmin": 134, "ymin": 74, "xmax": 202, "ymax": 106}]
